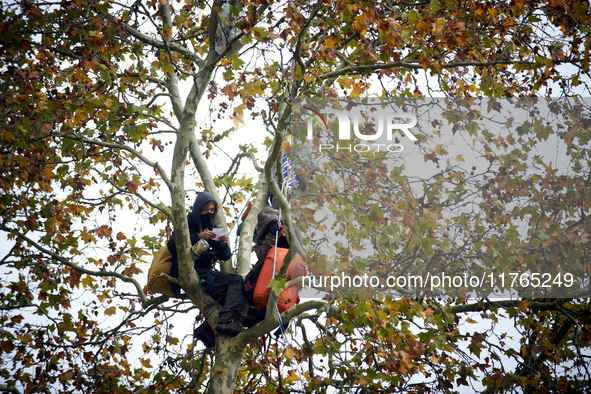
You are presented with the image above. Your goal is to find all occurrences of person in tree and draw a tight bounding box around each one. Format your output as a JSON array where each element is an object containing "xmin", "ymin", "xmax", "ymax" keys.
[
  {"xmin": 242, "ymin": 206, "xmax": 304, "ymax": 328},
  {"xmin": 167, "ymin": 191, "xmax": 244, "ymax": 347}
]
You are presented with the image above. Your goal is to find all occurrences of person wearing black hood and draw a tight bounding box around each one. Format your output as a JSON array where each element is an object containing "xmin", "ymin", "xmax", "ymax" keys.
[
  {"xmin": 167, "ymin": 192, "xmax": 244, "ymax": 347},
  {"xmin": 242, "ymin": 206, "xmax": 303, "ymax": 328}
]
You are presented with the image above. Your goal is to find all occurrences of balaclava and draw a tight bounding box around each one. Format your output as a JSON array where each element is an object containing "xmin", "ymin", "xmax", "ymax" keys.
[
  {"xmin": 189, "ymin": 192, "xmax": 217, "ymax": 232},
  {"xmin": 200, "ymin": 207, "xmax": 215, "ymax": 231}
]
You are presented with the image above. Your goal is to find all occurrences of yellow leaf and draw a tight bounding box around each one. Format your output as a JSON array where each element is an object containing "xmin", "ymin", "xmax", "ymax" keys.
[
  {"xmin": 351, "ymin": 81, "xmax": 366, "ymax": 98},
  {"xmin": 358, "ymin": 374, "xmax": 368, "ymax": 385},
  {"xmin": 253, "ymin": 80, "xmax": 266, "ymax": 95},
  {"xmin": 435, "ymin": 145, "xmax": 447, "ymax": 155},
  {"xmin": 3, "ymin": 131, "xmax": 16, "ymax": 143},
  {"xmin": 162, "ymin": 25, "xmax": 171, "ymax": 39},
  {"xmin": 417, "ymin": 21, "xmax": 430, "ymax": 36},
  {"xmin": 324, "ymin": 36, "xmax": 338, "ymax": 49},
  {"xmin": 105, "ymin": 306, "xmax": 117, "ymax": 316},
  {"xmin": 234, "ymin": 103, "xmax": 246, "ymax": 117},
  {"xmin": 284, "ymin": 370, "xmax": 300, "ymax": 383},
  {"xmin": 355, "ymin": 13, "xmax": 367, "ymax": 31},
  {"xmin": 18, "ymin": 333, "xmax": 32, "ymax": 344},
  {"xmin": 59, "ymin": 371, "xmax": 75, "ymax": 384},
  {"xmin": 140, "ymin": 358, "xmax": 153, "ymax": 368},
  {"xmin": 284, "ymin": 348, "xmax": 297, "ymax": 359},
  {"xmin": 81, "ymin": 275, "xmax": 95, "ymax": 288},
  {"xmin": 340, "ymin": 75, "xmax": 353, "ymax": 89},
  {"xmin": 72, "ymin": 205, "xmax": 90, "ymax": 217}
]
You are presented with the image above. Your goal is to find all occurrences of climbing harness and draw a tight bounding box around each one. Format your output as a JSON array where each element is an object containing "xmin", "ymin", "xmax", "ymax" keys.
[{"xmin": 198, "ymin": 273, "xmax": 223, "ymax": 306}]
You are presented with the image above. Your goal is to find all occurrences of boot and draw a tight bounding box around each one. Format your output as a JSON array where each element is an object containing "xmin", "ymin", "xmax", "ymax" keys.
[
  {"xmin": 194, "ymin": 322, "xmax": 216, "ymax": 348},
  {"xmin": 216, "ymin": 311, "xmax": 243, "ymax": 336},
  {"xmin": 242, "ymin": 307, "xmax": 259, "ymax": 328}
]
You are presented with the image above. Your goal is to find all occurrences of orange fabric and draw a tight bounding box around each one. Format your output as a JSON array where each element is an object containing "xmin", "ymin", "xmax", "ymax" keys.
[
  {"xmin": 147, "ymin": 245, "xmax": 175, "ymax": 297},
  {"xmin": 253, "ymin": 247, "xmax": 307, "ymax": 312}
]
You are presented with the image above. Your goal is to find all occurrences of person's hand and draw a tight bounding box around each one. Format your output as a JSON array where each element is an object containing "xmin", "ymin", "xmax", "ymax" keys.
[
  {"xmin": 278, "ymin": 222, "xmax": 286, "ymax": 238},
  {"xmin": 198, "ymin": 230, "xmax": 216, "ymax": 240},
  {"xmin": 219, "ymin": 234, "xmax": 229, "ymax": 247}
]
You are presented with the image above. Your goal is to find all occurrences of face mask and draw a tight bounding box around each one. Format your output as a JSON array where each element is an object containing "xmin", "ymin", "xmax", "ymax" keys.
[{"xmin": 200, "ymin": 212, "xmax": 215, "ymax": 230}]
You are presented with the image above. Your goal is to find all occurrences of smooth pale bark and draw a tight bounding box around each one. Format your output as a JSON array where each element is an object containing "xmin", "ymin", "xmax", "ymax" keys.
[
  {"xmin": 236, "ymin": 179, "xmax": 270, "ymax": 276},
  {"xmin": 209, "ymin": 336, "xmax": 247, "ymax": 393},
  {"xmin": 166, "ymin": 0, "xmax": 225, "ymax": 294}
]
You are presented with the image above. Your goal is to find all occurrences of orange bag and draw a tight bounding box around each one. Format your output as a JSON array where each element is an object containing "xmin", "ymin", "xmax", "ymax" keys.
[
  {"xmin": 147, "ymin": 245, "xmax": 175, "ymax": 297},
  {"xmin": 253, "ymin": 247, "xmax": 307, "ymax": 313}
]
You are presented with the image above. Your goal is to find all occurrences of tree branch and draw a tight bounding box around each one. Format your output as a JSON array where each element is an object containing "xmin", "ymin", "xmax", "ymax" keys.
[
  {"xmin": 294, "ymin": 2, "xmax": 321, "ymax": 74},
  {"xmin": 237, "ymin": 298, "xmax": 339, "ymax": 345},
  {"xmin": 104, "ymin": 175, "xmax": 172, "ymax": 219},
  {"xmin": 235, "ymin": 179, "xmax": 269, "ymax": 275},
  {"xmin": 120, "ymin": 23, "xmax": 204, "ymax": 68},
  {"xmin": 0, "ymin": 225, "xmax": 150, "ymax": 308},
  {"xmin": 317, "ymin": 59, "xmax": 576, "ymax": 80},
  {"xmin": 221, "ymin": 152, "xmax": 264, "ymax": 179},
  {"xmin": 53, "ymin": 132, "xmax": 172, "ymax": 190},
  {"xmin": 448, "ymin": 298, "xmax": 572, "ymax": 314}
]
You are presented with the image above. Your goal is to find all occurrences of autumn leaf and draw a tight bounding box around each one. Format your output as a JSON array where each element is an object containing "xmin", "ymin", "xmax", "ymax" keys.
[
  {"xmin": 95, "ymin": 225, "xmax": 112, "ymax": 238},
  {"xmin": 58, "ymin": 371, "xmax": 75, "ymax": 384},
  {"xmin": 104, "ymin": 306, "xmax": 117, "ymax": 316},
  {"xmin": 140, "ymin": 358, "xmax": 153, "ymax": 369},
  {"xmin": 222, "ymin": 82, "xmax": 238, "ymax": 100},
  {"xmin": 126, "ymin": 180, "xmax": 141, "ymax": 194}
]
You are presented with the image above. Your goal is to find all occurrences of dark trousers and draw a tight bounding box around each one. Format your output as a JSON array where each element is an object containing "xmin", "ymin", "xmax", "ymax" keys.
[
  {"xmin": 243, "ymin": 260, "xmax": 264, "ymax": 307},
  {"xmin": 196, "ymin": 268, "xmax": 244, "ymax": 314}
]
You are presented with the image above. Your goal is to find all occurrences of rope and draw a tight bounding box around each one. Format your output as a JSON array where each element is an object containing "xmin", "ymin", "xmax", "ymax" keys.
[
  {"xmin": 260, "ymin": 45, "xmax": 303, "ymax": 391},
  {"xmin": 276, "ymin": 334, "xmax": 283, "ymax": 392},
  {"xmin": 268, "ymin": 157, "xmax": 306, "ymax": 392}
]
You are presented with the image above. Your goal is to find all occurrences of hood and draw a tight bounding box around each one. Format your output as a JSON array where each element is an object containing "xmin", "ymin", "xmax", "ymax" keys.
[
  {"xmin": 256, "ymin": 206, "xmax": 279, "ymax": 240},
  {"xmin": 188, "ymin": 192, "xmax": 217, "ymax": 232}
]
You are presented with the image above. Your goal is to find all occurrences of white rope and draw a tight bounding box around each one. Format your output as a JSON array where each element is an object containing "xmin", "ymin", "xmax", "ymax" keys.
[{"xmin": 269, "ymin": 151, "xmax": 306, "ymax": 392}]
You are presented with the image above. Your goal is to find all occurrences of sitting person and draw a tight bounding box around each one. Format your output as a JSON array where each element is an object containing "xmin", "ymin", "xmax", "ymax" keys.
[
  {"xmin": 167, "ymin": 192, "xmax": 245, "ymax": 347},
  {"xmin": 243, "ymin": 206, "xmax": 297, "ymax": 328}
]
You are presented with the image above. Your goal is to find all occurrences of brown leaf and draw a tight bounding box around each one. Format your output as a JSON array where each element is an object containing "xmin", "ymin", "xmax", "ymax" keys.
[{"xmin": 126, "ymin": 180, "xmax": 141, "ymax": 194}]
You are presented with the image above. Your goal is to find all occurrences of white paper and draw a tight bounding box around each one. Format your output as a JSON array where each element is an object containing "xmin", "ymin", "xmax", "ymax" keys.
[{"xmin": 212, "ymin": 227, "xmax": 227, "ymax": 241}]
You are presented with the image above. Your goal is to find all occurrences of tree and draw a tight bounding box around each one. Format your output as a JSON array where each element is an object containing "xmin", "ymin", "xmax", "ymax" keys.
[{"xmin": 1, "ymin": 0, "xmax": 590, "ymax": 393}]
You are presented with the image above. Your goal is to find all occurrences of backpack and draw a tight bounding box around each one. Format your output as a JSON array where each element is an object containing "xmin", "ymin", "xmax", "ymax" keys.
[
  {"xmin": 253, "ymin": 247, "xmax": 307, "ymax": 313},
  {"xmin": 147, "ymin": 245, "xmax": 175, "ymax": 297}
]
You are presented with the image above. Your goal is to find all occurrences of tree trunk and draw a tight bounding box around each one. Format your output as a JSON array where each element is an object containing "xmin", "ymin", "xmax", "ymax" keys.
[
  {"xmin": 235, "ymin": 180, "xmax": 269, "ymax": 275},
  {"xmin": 209, "ymin": 336, "xmax": 247, "ymax": 393}
]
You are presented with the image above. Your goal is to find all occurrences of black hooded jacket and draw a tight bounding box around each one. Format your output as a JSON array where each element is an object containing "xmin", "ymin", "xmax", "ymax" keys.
[{"xmin": 167, "ymin": 192, "xmax": 232, "ymax": 296}]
